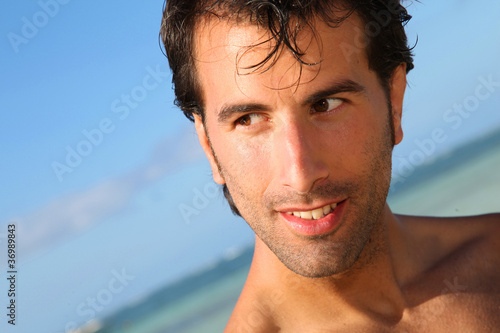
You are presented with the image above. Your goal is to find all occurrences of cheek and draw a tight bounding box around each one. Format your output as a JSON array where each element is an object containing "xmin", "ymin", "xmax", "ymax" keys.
[
  {"xmin": 325, "ymin": 109, "xmax": 386, "ymax": 175},
  {"xmin": 221, "ymin": 137, "xmax": 271, "ymax": 191}
]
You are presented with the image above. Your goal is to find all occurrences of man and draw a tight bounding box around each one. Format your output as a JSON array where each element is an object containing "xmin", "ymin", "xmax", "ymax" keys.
[{"xmin": 161, "ymin": 1, "xmax": 500, "ymax": 331}]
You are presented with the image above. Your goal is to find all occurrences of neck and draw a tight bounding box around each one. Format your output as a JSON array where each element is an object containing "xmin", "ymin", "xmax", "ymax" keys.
[{"xmin": 250, "ymin": 204, "xmax": 411, "ymax": 323}]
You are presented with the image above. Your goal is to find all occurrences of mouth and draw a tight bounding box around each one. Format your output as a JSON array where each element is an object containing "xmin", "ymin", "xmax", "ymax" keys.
[
  {"xmin": 285, "ymin": 202, "xmax": 338, "ymax": 220},
  {"xmin": 280, "ymin": 200, "xmax": 346, "ymax": 237}
]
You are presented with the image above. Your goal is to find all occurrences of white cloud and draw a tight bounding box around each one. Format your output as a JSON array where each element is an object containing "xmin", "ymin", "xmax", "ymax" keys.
[{"xmin": 14, "ymin": 126, "xmax": 204, "ymax": 258}]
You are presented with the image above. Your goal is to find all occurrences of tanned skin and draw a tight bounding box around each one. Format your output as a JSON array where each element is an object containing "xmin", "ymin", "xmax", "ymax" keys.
[{"xmin": 191, "ymin": 13, "xmax": 500, "ymax": 332}]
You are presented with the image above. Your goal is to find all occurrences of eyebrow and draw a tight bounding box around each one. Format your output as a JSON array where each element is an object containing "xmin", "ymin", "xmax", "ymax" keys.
[
  {"xmin": 303, "ymin": 79, "xmax": 366, "ymax": 105},
  {"xmin": 217, "ymin": 103, "xmax": 270, "ymax": 124},
  {"xmin": 216, "ymin": 79, "xmax": 366, "ymax": 124}
]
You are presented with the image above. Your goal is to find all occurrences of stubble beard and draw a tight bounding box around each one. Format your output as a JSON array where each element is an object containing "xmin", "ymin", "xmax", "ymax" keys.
[
  {"xmin": 207, "ymin": 107, "xmax": 395, "ymax": 278},
  {"xmin": 256, "ymin": 139, "xmax": 392, "ymax": 279}
]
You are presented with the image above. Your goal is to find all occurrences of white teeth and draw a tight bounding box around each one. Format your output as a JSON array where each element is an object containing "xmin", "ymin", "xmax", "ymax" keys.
[
  {"xmin": 312, "ymin": 208, "xmax": 323, "ymax": 219},
  {"xmin": 288, "ymin": 203, "xmax": 337, "ymax": 220},
  {"xmin": 300, "ymin": 211, "xmax": 313, "ymax": 219}
]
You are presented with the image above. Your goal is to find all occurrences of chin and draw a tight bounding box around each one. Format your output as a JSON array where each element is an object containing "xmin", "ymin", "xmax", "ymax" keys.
[
  {"xmin": 284, "ymin": 250, "xmax": 364, "ymax": 278},
  {"xmin": 264, "ymin": 230, "xmax": 369, "ymax": 278},
  {"xmin": 263, "ymin": 203, "xmax": 384, "ymax": 279}
]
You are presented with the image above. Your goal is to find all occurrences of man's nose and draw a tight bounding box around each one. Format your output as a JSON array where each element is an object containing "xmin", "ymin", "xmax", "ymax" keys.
[{"xmin": 273, "ymin": 120, "xmax": 329, "ymax": 194}]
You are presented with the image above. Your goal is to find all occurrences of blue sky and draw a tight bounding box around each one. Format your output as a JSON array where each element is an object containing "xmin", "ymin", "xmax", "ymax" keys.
[{"xmin": 1, "ymin": 1, "xmax": 499, "ymax": 332}]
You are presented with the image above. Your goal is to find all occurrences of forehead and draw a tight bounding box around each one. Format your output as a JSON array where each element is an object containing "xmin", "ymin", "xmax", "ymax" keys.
[{"xmin": 193, "ymin": 14, "xmax": 371, "ymax": 110}]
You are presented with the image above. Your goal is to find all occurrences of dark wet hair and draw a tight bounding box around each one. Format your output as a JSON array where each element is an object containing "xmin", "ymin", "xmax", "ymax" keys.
[{"xmin": 160, "ymin": 0, "xmax": 414, "ymax": 216}]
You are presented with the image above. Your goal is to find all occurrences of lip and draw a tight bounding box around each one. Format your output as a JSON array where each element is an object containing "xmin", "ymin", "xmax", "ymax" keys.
[{"xmin": 280, "ymin": 199, "xmax": 347, "ymax": 237}]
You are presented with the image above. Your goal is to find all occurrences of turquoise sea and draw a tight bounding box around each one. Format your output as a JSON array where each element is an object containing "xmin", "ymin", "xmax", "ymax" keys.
[{"xmin": 86, "ymin": 129, "xmax": 500, "ymax": 333}]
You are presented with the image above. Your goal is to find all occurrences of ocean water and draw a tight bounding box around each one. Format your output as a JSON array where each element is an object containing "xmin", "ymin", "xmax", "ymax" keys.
[
  {"xmin": 388, "ymin": 129, "xmax": 500, "ymax": 217},
  {"xmin": 90, "ymin": 247, "xmax": 253, "ymax": 333},
  {"xmin": 88, "ymin": 130, "xmax": 500, "ymax": 333}
]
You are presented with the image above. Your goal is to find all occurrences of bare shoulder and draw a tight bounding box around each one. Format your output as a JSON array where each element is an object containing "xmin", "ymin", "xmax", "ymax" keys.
[
  {"xmin": 469, "ymin": 212, "xmax": 500, "ymax": 244},
  {"xmin": 438, "ymin": 213, "xmax": 500, "ymax": 270},
  {"xmin": 398, "ymin": 212, "xmax": 500, "ymax": 249},
  {"xmin": 398, "ymin": 212, "xmax": 500, "ymax": 286},
  {"xmin": 397, "ymin": 213, "xmax": 500, "ymax": 331}
]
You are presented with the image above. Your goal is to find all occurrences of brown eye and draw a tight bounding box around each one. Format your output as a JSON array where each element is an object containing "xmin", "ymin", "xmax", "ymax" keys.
[
  {"xmin": 238, "ymin": 115, "xmax": 251, "ymax": 126},
  {"xmin": 312, "ymin": 98, "xmax": 343, "ymax": 113},
  {"xmin": 236, "ymin": 113, "xmax": 265, "ymax": 127},
  {"xmin": 313, "ymin": 99, "xmax": 329, "ymax": 112}
]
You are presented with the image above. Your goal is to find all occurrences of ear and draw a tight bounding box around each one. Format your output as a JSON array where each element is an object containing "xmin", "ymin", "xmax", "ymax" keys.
[
  {"xmin": 390, "ymin": 64, "xmax": 406, "ymax": 146},
  {"xmin": 194, "ymin": 115, "xmax": 226, "ymax": 184}
]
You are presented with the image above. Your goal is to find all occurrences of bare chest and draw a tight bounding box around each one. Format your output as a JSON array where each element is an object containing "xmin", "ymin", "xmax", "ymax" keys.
[
  {"xmin": 273, "ymin": 292, "xmax": 500, "ymax": 333},
  {"xmin": 398, "ymin": 292, "xmax": 500, "ymax": 333}
]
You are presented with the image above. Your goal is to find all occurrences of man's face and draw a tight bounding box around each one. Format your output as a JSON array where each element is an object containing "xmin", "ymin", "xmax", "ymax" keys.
[{"xmin": 193, "ymin": 15, "xmax": 405, "ymax": 277}]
